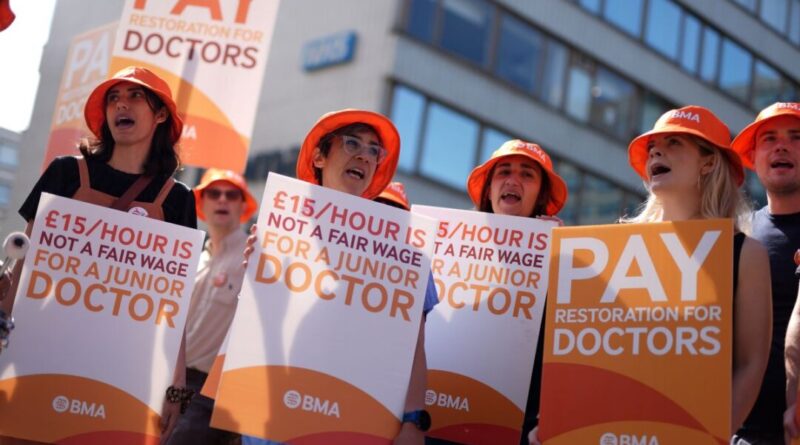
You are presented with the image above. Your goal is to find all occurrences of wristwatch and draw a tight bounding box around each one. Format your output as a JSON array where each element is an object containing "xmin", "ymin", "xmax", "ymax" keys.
[{"xmin": 402, "ymin": 409, "xmax": 431, "ymax": 432}]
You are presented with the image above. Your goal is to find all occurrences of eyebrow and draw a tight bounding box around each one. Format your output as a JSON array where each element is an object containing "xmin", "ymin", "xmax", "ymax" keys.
[
  {"xmin": 108, "ymin": 85, "xmax": 146, "ymax": 94},
  {"xmin": 344, "ymin": 133, "xmax": 381, "ymax": 145}
]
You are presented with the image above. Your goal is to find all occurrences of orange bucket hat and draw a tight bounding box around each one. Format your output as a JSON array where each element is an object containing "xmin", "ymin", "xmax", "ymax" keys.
[
  {"xmin": 376, "ymin": 181, "xmax": 410, "ymax": 210},
  {"xmin": 84, "ymin": 66, "xmax": 183, "ymax": 145},
  {"xmin": 628, "ymin": 105, "xmax": 744, "ymax": 185},
  {"xmin": 296, "ymin": 109, "xmax": 400, "ymax": 199},
  {"xmin": 467, "ymin": 140, "xmax": 568, "ymax": 216},
  {"xmin": 194, "ymin": 169, "xmax": 258, "ymax": 223},
  {"xmin": 732, "ymin": 102, "xmax": 800, "ymax": 169}
]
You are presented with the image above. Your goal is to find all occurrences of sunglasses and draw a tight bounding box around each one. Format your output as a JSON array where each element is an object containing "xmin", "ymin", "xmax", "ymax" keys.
[
  {"xmin": 203, "ymin": 188, "xmax": 243, "ymax": 201},
  {"xmin": 340, "ymin": 134, "xmax": 388, "ymax": 164}
]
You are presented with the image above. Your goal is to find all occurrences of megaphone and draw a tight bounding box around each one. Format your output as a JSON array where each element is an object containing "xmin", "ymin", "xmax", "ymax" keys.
[{"xmin": 0, "ymin": 231, "xmax": 29, "ymax": 277}]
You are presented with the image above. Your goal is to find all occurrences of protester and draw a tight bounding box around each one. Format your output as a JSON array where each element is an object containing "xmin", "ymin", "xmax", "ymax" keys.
[
  {"xmin": 729, "ymin": 102, "xmax": 800, "ymax": 444},
  {"xmin": 464, "ymin": 140, "xmax": 567, "ymax": 445},
  {"xmin": 625, "ymin": 105, "xmax": 771, "ymax": 437},
  {"xmin": 529, "ymin": 105, "xmax": 771, "ymax": 444},
  {"xmin": 1, "ymin": 66, "xmax": 196, "ymax": 444},
  {"xmin": 166, "ymin": 168, "xmax": 256, "ymax": 445},
  {"xmin": 243, "ymin": 109, "xmax": 438, "ymax": 445}
]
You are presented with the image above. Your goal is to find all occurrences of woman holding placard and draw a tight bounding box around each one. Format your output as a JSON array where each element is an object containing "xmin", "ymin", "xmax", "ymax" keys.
[
  {"xmin": 624, "ymin": 105, "xmax": 771, "ymax": 437},
  {"xmin": 242, "ymin": 109, "xmax": 439, "ymax": 445},
  {"xmin": 1, "ymin": 66, "xmax": 196, "ymax": 444},
  {"xmin": 463, "ymin": 139, "xmax": 567, "ymax": 445},
  {"xmin": 530, "ymin": 106, "xmax": 771, "ymax": 444}
]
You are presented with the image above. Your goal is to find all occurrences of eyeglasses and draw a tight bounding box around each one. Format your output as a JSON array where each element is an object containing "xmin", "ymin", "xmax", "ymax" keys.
[
  {"xmin": 340, "ymin": 135, "xmax": 388, "ymax": 164},
  {"xmin": 203, "ymin": 188, "xmax": 243, "ymax": 201}
]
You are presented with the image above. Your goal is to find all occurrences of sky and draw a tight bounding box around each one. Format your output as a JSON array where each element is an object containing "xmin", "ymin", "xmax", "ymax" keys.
[{"xmin": 0, "ymin": 0, "xmax": 57, "ymax": 133}]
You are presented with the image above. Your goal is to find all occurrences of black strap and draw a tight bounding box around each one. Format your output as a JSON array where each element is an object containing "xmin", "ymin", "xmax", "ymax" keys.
[
  {"xmin": 733, "ymin": 232, "xmax": 745, "ymax": 296},
  {"xmin": 110, "ymin": 175, "xmax": 153, "ymax": 211}
]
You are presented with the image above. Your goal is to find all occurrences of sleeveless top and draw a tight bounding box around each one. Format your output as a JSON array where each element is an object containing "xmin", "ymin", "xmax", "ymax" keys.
[
  {"xmin": 733, "ymin": 232, "xmax": 744, "ymax": 295},
  {"xmin": 72, "ymin": 157, "xmax": 174, "ymax": 221}
]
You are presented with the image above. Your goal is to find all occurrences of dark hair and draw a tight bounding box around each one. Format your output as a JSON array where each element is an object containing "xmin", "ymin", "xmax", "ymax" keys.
[
  {"xmin": 478, "ymin": 163, "xmax": 552, "ymax": 217},
  {"xmin": 79, "ymin": 88, "xmax": 180, "ymax": 177},
  {"xmin": 313, "ymin": 123, "xmax": 380, "ymax": 184}
]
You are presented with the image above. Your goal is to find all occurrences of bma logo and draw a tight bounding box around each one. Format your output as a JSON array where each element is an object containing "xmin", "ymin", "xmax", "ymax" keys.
[
  {"xmin": 283, "ymin": 389, "xmax": 340, "ymax": 418},
  {"xmin": 667, "ymin": 110, "xmax": 701, "ymax": 123},
  {"xmin": 599, "ymin": 432, "xmax": 659, "ymax": 445},
  {"xmin": 424, "ymin": 390, "xmax": 470, "ymax": 412},
  {"xmin": 51, "ymin": 395, "xmax": 106, "ymax": 419},
  {"xmin": 776, "ymin": 102, "xmax": 800, "ymax": 111}
]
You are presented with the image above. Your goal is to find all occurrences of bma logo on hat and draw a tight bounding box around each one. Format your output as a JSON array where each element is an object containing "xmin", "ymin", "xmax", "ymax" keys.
[
  {"xmin": 666, "ymin": 110, "xmax": 701, "ymax": 123},
  {"xmin": 514, "ymin": 142, "xmax": 546, "ymax": 161},
  {"xmin": 776, "ymin": 102, "xmax": 800, "ymax": 111},
  {"xmin": 128, "ymin": 206, "xmax": 148, "ymax": 217}
]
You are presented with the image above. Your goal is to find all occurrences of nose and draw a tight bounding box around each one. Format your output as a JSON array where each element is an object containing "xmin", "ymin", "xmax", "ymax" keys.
[
  {"xmin": 774, "ymin": 136, "xmax": 790, "ymax": 151},
  {"xmin": 648, "ymin": 146, "xmax": 662, "ymax": 158},
  {"xmin": 353, "ymin": 150, "xmax": 374, "ymax": 164},
  {"xmin": 115, "ymin": 99, "xmax": 128, "ymax": 110}
]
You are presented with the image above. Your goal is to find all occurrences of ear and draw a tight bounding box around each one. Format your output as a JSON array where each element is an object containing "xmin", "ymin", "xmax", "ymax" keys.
[
  {"xmin": 312, "ymin": 147, "xmax": 326, "ymax": 169},
  {"xmin": 699, "ymin": 155, "xmax": 716, "ymax": 176},
  {"xmin": 154, "ymin": 107, "xmax": 168, "ymax": 125}
]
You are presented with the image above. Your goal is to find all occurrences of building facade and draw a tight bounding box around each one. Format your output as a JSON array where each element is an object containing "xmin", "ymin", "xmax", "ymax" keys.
[
  {"xmin": 0, "ymin": 127, "xmax": 20, "ymax": 234},
  {"xmin": 10, "ymin": 0, "xmax": 797, "ymax": 232}
]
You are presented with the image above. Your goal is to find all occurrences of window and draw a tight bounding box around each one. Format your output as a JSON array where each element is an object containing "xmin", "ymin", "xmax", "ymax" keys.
[
  {"xmin": 752, "ymin": 61, "xmax": 783, "ymax": 110},
  {"xmin": 578, "ymin": 0, "xmax": 601, "ymax": 14},
  {"xmin": 419, "ymin": 103, "xmax": 479, "ymax": 189},
  {"xmin": 540, "ymin": 41, "xmax": 568, "ymax": 108},
  {"xmin": 645, "ymin": 0, "xmax": 682, "ymax": 59},
  {"xmin": 603, "ymin": 0, "xmax": 644, "ymax": 37},
  {"xmin": 579, "ymin": 174, "xmax": 623, "ymax": 224},
  {"xmin": 495, "ymin": 14, "xmax": 544, "ymax": 92},
  {"xmin": 719, "ymin": 38, "xmax": 753, "ymax": 102},
  {"xmin": 390, "ymin": 86, "xmax": 426, "ymax": 172},
  {"xmin": 480, "ymin": 128, "xmax": 512, "ymax": 163},
  {"xmin": 565, "ymin": 60, "xmax": 592, "ymax": 122},
  {"xmin": 699, "ymin": 27, "xmax": 720, "ymax": 83},
  {"xmin": 790, "ymin": 0, "xmax": 800, "ymax": 45},
  {"xmin": 555, "ymin": 162, "xmax": 581, "ymax": 224},
  {"xmin": 640, "ymin": 92, "xmax": 672, "ymax": 133},
  {"xmin": 0, "ymin": 144, "xmax": 17, "ymax": 167},
  {"xmin": 680, "ymin": 14, "xmax": 701, "ymax": 73},
  {"xmin": 781, "ymin": 84, "xmax": 799, "ymax": 102},
  {"xmin": 732, "ymin": 0, "xmax": 757, "ymax": 13},
  {"xmin": 440, "ymin": 0, "xmax": 493, "ymax": 65},
  {"xmin": 406, "ymin": 0, "xmax": 437, "ymax": 41},
  {"xmin": 759, "ymin": 0, "xmax": 789, "ymax": 33},
  {"xmin": 0, "ymin": 184, "xmax": 9, "ymax": 206},
  {"xmin": 590, "ymin": 68, "xmax": 636, "ymax": 138}
]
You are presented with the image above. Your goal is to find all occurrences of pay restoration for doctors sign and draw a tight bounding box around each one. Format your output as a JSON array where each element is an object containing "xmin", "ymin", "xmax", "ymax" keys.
[{"xmin": 539, "ymin": 220, "xmax": 733, "ymax": 445}]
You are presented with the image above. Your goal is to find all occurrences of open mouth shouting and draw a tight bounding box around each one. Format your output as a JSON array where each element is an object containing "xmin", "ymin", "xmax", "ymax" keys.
[
  {"xmin": 345, "ymin": 166, "xmax": 365, "ymax": 180},
  {"xmin": 500, "ymin": 190, "xmax": 522, "ymax": 204},
  {"xmin": 770, "ymin": 157, "xmax": 796, "ymax": 172},
  {"xmin": 114, "ymin": 114, "xmax": 136, "ymax": 129},
  {"xmin": 649, "ymin": 162, "xmax": 671, "ymax": 178}
]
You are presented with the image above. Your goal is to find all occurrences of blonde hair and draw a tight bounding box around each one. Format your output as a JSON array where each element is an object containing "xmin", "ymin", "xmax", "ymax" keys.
[{"xmin": 621, "ymin": 135, "xmax": 752, "ymax": 234}]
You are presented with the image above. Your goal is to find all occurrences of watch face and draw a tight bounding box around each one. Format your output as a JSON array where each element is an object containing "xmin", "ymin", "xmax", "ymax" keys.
[{"xmin": 418, "ymin": 410, "xmax": 432, "ymax": 432}]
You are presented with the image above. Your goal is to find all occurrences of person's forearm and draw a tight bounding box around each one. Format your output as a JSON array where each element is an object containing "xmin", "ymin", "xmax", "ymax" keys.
[
  {"xmin": 732, "ymin": 361, "xmax": 765, "ymax": 433},
  {"xmin": 787, "ymin": 292, "xmax": 800, "ymax": 405},
  {"xmin": 403, "ymin": 320, "xmax": 427, "ymax": 411}
]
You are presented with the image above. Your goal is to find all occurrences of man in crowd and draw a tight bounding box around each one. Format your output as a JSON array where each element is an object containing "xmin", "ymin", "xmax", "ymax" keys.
[{"xmin": 167, "ymin": 168, "xmax": 257, "ymax": 444}]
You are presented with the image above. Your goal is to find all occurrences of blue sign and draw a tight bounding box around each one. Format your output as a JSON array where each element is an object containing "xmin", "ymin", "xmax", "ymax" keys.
[{"xmin": 302, "ymin": 31, "xmax": 358, "ymax": 71}]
